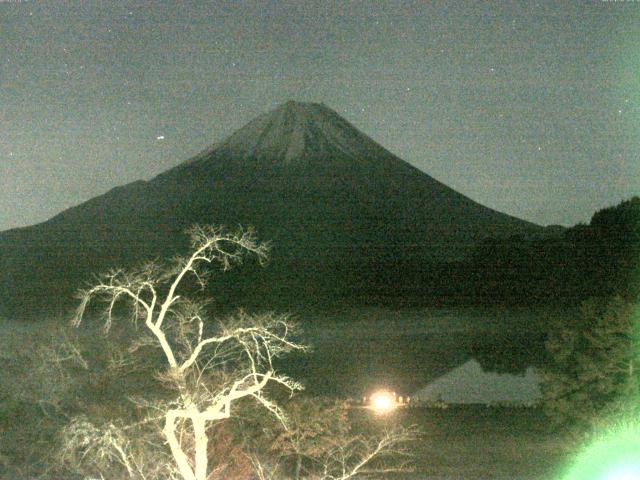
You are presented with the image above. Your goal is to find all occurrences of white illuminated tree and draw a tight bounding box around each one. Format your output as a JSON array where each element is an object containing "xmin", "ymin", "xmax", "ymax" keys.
[{"xmin": 68, "ymin": 225, "xmax": 305, "ymax": 480}]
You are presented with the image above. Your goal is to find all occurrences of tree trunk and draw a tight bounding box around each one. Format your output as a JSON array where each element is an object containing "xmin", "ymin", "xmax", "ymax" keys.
[
  {"xmin": 295, "ymin": 454, "xmax": 302, "ymax": 480},
  {"xmin": 193, "ymin": 416, "xmax": 209, "ymax": 480},
  {"xmin": 164, "ymin": 412, "xmax": 197, "ymax": 480}
]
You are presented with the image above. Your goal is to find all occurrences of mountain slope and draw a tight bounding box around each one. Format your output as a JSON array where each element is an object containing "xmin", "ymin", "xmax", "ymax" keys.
[{"xmin": 0, "ymin": 101, "xmax": 541, "ymax": 316}]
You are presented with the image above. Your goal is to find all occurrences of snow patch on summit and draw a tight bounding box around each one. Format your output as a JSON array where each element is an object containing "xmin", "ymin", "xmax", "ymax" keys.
[{"xmin": 208, "ymin": 101, "xmax": 393, "ymax": 164}]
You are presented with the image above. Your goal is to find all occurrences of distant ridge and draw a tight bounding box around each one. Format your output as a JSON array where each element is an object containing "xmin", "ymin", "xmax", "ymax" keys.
[{"xmin": 0, "ymin": 101, "xmax": 541, "ymax": 317}]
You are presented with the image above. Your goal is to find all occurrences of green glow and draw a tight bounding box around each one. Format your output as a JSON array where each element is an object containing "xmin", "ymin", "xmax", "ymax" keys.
[{"xmin": 561, "ymin": 422, "xmax": 640, "ymax": 480}]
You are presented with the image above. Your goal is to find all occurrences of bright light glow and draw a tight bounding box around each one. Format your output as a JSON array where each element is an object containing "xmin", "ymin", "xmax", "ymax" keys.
[
  {"xmin": 561, "ymin": 421, "xmax": 640, "ymax": 480},
  {"xmin": 603, "ymin": 464, "xmax": 640, "ymax": 480},
  {"xmin": 370, "ymin": 390, "xmax": 396, "ymax": 414}
]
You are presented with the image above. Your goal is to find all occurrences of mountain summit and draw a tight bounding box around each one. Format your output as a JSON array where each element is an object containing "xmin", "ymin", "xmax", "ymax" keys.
[
  {"xmin": 0, "ymin": 101, "xmax": 541, "ymax": 316},
  {"xmin": 206, "ymin": 101, "xmax": 394, "ymax": 165}
]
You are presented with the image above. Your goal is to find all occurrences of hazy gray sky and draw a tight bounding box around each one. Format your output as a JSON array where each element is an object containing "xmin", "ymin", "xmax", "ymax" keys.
[{"xmin": 1, "ymin": 0, "xmax": 638, "ymax": 231}]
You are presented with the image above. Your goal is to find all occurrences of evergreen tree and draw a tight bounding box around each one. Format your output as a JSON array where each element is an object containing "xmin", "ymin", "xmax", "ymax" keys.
[{"xmin": 542, "ymin": 296, "xmax": 640, "ymax": 429}]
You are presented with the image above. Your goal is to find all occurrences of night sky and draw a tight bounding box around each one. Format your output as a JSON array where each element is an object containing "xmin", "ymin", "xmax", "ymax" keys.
[{"xmin": 2, "ymin": 0, "xmax": 638, "ymax": 231}]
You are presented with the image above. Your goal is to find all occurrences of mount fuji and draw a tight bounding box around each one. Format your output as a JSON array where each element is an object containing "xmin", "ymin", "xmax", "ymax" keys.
[{"xmin": 0, "ymin": 101, "xmax": 541, "ymax": 316}]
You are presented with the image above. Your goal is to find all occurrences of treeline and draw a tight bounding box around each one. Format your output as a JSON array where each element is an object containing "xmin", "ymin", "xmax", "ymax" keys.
[
  {"xmin": 353, "ymin": 197, "xmax": 639, "ymax": 308},
  {"xmin": 465, "ymin": 196, "xmax": 639, "ymax": 305}
]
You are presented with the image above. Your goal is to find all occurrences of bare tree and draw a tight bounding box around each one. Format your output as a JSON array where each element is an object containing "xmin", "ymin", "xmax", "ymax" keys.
[
  {"xmin": 68, "ymin": 225, "xmax": 306, "ymax": 480},
  {"xmin": 311, "ymin": 427, "xmax": 418, "ymax": 480},
  {"xmin": 254, "ymin": 398, "xmax": 419, "ymax": 480}
]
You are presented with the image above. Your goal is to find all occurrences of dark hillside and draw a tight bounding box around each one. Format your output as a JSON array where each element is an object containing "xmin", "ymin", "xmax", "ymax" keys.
[{"xmin": 457, "ymin": 197, "xmax": 640, "ymax": 305}]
